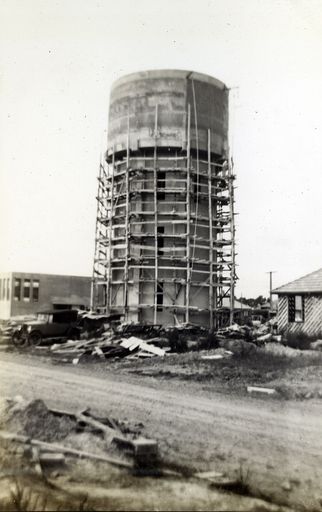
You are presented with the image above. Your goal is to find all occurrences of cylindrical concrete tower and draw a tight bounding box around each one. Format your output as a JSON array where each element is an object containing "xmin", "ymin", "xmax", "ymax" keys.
[{"xmin": 92, "ymin": 70, "xmax": 236, "ymax": 328}]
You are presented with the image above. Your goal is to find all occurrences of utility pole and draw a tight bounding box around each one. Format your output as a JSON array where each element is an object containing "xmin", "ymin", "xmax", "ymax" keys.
[{"xmin": 266, "ymin": 271, "xmax": 276, "ymax": 311}]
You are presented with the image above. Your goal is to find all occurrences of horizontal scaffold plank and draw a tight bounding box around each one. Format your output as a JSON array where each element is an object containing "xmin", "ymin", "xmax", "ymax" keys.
[
  {"xmin": 130, "ymin": 233, "xmax": 187, "ymax": 238},
  {"xmin": 126, "ymin": 304, "xmax": 210, "ymax": 312}
]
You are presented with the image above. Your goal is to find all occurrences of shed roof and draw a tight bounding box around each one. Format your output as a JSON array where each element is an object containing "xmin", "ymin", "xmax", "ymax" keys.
[{"xmin": 273, "ymin": 267, "xmax": 322, "ymax": 294}]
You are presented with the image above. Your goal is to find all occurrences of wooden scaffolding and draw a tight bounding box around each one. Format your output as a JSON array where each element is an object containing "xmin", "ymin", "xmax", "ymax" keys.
[{"xmin": 91, "ymin": 107, "xmax": 236, "ymax": 328}]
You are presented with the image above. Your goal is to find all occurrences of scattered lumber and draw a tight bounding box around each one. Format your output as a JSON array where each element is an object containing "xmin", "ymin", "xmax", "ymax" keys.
[
  {"xmin": 76, "ymin": 411, "xmax": 159, "ymax": 468},
  {"xmin": 0, "ymin": 431, "xmax": 30, "ymax": 444},
  {"xmin": 76, "ymin": 412, "xmax": 123, "ymax": 445},
  {"xmin": 31, "ymin": 446, "xmax": 43, "ymax": 476},
  {"xmin": 50, "ymin": 331, "xmax": 166, "ymax": 364},
  {"xmin": 120, "ymin": 336, "xmax": 166, "ymax": 356},
  {"xmin": 39, "ymin": 452, "xmax": 65, "ymax": 464},
  {"xmin": 247, "ymin": 386, "xmax": 276, "ymax": 395},
  {"xmin": 0, "ymin": 430, "xmax": 132, "ymax": 469},
  {"xmin": 201, "ymin": 355, "xmax": 224, "ymax": 360},
  {"xmin": 131, "ymin": 438, "xmax": 158, "ymax": 467},
  {"xmin": 32, "ymin": 439, "xmax": 133, "ymax": 468},
  {"xmin": 194, "ymin": 471, "xmax": 241, "ymax": 490},
  {"xmin": 195, "ymin": 470, "xmax": 224, "ymax": 480}
]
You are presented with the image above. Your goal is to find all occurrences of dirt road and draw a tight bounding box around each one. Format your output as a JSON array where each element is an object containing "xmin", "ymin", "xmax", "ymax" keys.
[{"xmin": 0, "ymin": 351, "xmax": 321, "ymax": 509}]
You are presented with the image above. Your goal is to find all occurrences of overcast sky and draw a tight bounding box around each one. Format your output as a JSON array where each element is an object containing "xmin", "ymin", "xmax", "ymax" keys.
[{"xmin": 1, "ymin": 0, "xmax": 322, "ymax": 298}]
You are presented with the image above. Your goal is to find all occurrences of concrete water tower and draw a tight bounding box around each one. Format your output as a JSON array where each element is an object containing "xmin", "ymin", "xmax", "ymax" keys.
[{"xmin": 92, "ymin": 70, "xmax": 236, "ymax": 327}]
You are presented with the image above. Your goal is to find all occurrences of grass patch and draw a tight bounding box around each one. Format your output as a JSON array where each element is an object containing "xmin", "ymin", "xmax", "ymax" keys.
[{"xmin": 125, "ymin": 343, "xmax": 322, "ymax": 394}]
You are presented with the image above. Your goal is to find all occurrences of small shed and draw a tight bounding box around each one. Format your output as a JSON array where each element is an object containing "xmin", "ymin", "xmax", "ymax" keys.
[{"xmin": 273, "ymin": 268, "xmax": 322, "ymax": 337}]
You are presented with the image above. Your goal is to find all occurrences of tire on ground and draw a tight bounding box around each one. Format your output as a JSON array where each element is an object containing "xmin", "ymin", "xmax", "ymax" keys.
[
  {"xmin": 12, "ymin": 332, "xmax": 28, "ymax": 348},
  {"xmin": 29, "ymin": 331, "xmax": 43, "ymax": 346}
]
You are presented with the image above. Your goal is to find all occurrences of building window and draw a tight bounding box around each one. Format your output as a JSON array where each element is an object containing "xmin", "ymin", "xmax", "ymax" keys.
[
  {"xmin": 6, "ymin": 279, "xmax": 10, "ymax": 300},
  {"xmin": 32, "ymin": 280, "xmax": 39, "ymax": 302},
  {"xmin": 23, "ymin": 279, "xmax": 31, "ymax": 302},
  {"xmin": 14, "ymin": 279, "xmax": 21, "ymax": 301},
  {"xmin": 295, "ymin": 295, "xmax": 304, "ymax": 322},
  {"xmin": 288, "ymin": 295, "xmax": 304, "ymax": 323}
]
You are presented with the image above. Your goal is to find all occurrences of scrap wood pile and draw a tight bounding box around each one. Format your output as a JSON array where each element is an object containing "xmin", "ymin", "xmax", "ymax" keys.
[
  {"xmin": 50, "ymin": 334, "xmax": 169, "ymax": 364},
  {"xmin": 0, "ymin": 397, "xmax": 246, "ymax": 494},
  {"xmin": 47, "ymin": 318, "xmax": 281, "ymax": 364},
  {"xmin": 0, "ymin": 396, "xmax": 159, "ymax": 477},
  {"xmin": 49, "ymin": 321, "xmax": 209, "ymax": 364},
  {"xmin": 217, "ymin": 320, "xmax": 281, "ymax": 346}
]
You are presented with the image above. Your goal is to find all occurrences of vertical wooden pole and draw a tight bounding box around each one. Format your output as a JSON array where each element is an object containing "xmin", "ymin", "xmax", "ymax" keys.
[
  {"xmin": 226, "ymin": 87, "xmax": 236, "ymax": 325},
  {"xmin": 207, "ymin": 129, "xmax": 214, "ymax": 329},
  {"xmin": 124, "ymin": 114, "xmax": 130, "ymax": 320},
  {"xmin": 153, "ymin": 104, "xmax": 159, "ymax": 325},
  {"xmin": 228, "ymin": 162, "xmax": 235, "ymax": 325},
  {"xmin": 267, "ymin": 271, "xmax": 276, "ymax": 310},
  {"xmin": 185, "ymin": 104, "xmax": 191, "ymax": 323},
  {"xmin": 106, "ymin": 146, "xmax": 115, "ymax": 312},
  {"xmin": 91, "ymin": 159, "xmax": 103, "ymax": 311}
]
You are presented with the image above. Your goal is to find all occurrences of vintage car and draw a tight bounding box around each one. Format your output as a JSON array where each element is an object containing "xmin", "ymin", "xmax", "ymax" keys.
[{"xmin": 12, "ymin": 309, "xmax": 81, "ymax": 347}]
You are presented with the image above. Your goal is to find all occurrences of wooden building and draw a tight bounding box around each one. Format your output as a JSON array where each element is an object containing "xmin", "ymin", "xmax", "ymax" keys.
[{"xmin": 273, "ymin": 268, "xmax": 322, "ymax": 337}]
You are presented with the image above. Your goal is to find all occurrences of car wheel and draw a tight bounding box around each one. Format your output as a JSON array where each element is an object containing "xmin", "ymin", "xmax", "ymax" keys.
[
  {"xmin": 12, "ymin": 332, "xmax": 28, "ymax": 348},
  {"xmin": 29, "ymin": 331, "xmax": 42, "ymax": 346}
]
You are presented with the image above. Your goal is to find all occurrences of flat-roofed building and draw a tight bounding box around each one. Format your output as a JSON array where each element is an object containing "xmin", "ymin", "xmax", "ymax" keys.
[{"xmin": 0, "ymin": 272, "xmax": 91, "ymax": 320}]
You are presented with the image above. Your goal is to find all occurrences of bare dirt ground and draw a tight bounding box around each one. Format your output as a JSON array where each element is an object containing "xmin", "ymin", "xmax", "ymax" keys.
[{"xmin": 0, "ymin": 349, "xmax": 321, "ymax": 511}]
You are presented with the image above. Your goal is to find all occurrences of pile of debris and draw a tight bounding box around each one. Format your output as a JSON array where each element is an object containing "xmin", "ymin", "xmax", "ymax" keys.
[
  {"xmin": 0, "ymin": 396, "xmax": 252, "ymax": 504},
  {"xmin": 50, "ymin": 335, "xmax": 169, "ymax": 364},
  {"xmin": 1, "ymin": 397, "xmax": 75, "ymax": 443},
  {"xmin": 217, "ymin": 321, "xmax": 281, "ymax": 346},
  {"xmin": 42, "ymin": 319, "xmax": 282, "ymax": 364},
  {"xmin": 0, "ymin": 396, "xmax": 159, "ymax": 477},
  {"xmin": 48, "ymin": 322, "xmax": 209, "ymax": 364},
  {"xmin": 6, "ymin": 308, "xmax": 282, "ymax": 362}
]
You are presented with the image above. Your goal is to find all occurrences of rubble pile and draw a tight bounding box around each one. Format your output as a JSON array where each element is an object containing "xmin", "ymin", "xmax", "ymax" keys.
[
  {"xmin": 50, "ymin": 335, "xmax": 169, "ymax": 365},
  {"xmin": 5, "ymin": 307, "xmax": 284, "ymax": 362},
  {"xmin": 49, "ymin": 320, "xmax": 280, "ymax": 364},
  {"xmin": 48, "ymin": 321, "xmax": 210, "ymax": 364},
  {"xmin": 0, "ymin": 396, "xmax": 159, "ymax": 476},
  {"xmin": 217, "ymin": 321, "xmax": 281, "ymax": 346},
  {"xmin": 0, "ymin": 397, "xmax": 75, "ymax": 442}
]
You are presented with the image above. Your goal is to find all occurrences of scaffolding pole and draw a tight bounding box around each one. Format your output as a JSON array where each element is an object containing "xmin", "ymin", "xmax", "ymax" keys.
[
  {"xmin": 207, "ymin": 129, "xmax": 214, "ymax": 329},
  {"xmin": 106, "ymin": 146, "xmax": 115, "ymax": 311},
  {"xmin": 228, "ymin": 159, "xmax": 236, "ymax": 325},
  {"xmin": 153, "ymin": 104, "xmax": 159, "ymax": 324},
  {"xmin": 92, "ymin": 146, "xmax": 236, "ymax": 326},
  {"xmin": 124, "ymin": 114, "xmax": 130, "ymax": 319},
  {"xmin": 185, "ymin": 104, "xmax": 191, "ymax": 324}
]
